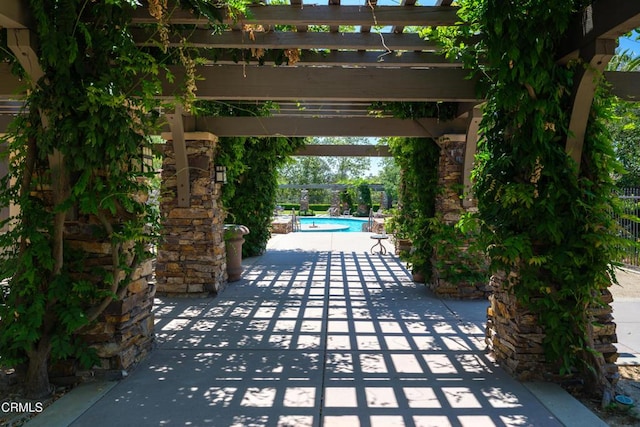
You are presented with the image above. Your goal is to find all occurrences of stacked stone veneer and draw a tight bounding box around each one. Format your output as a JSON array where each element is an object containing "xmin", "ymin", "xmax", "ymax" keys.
[
  {"xmin": 590, "ymin": 288, "xmax": 619, "ymax": 385},
  {"xmin": 430, "ymin": 137, "xmax": 489, "ymax": 299},
  {"xmin": 156, "ymin": 133, "xmax": 227, "ymax": 296},
  {"xmin": 487, "ymin": 272, "xmax": 618, "ymax": 384},
  {"xmin": 66, "ymin": 223, "xmax": 155, "ymax": 373},
  {"xmin": 271, "ymin": 218, "xmax": 293, "ymax": 234},
  {"xmin": 30, "ymin": 180, "xmax": 155, "ymax": 378},
  {"xmin": 330, "ymin": 190, "xmax": 340, "ymax": 216}
]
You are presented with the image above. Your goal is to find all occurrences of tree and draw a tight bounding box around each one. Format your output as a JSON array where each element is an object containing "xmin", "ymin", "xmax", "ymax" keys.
[
  {"xmin": 376, "ymin": 154, "xmax": 401, "ymax": 207},
  {"xmin": 278, "ymin": 156, "xmax": 333, "ymax": 203},
  {"xmin": 607, "ymin": 51, "xmax": 640, "ymax": 188},
  {"xmin": 277, "ymin": 137, "xmax": 373, "ymax": 203},
  {"xmin": 319, "ymin": 137, "xmax": 372, "ymax": 182}
]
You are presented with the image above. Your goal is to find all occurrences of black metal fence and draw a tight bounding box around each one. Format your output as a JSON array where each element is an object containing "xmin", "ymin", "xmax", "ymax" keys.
[{"xmin": 616, "ymin": 188, "xmax": 640, "ymax": 267}]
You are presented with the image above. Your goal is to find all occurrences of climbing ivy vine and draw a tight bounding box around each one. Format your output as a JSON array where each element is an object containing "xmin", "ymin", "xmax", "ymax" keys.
[
  {"xmin": 437, "ymin": 0, "xmax": 627, "ymax": 386},
  {"xmin": 218, "ymin": 135, "xmax": 304, "ymax": 257},
  {"xmin": 387, "ymin": 137, "xmax": 440, "ymax": 278},
  {"xmin": 0, "ymin": 0, "xmax": 167, "ymax": 398},
  {"xmin": 0, "ymin": 0, "xmax": 253, "ymax": 399}
]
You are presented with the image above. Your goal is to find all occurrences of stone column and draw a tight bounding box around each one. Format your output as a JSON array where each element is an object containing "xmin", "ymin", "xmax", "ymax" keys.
[
  {"xmin": 380, "ymin": 191, "xmax": 388, "ymax": 210},
  {"xmin": 430, "ymin": 135, "xmax": 488, "ymax": 299},
  {"xmin": 22, "ymin": 148, "xmax": 157, "ymax": 379},
  {"xmin": 300, "ymin": 189, "xmax": 309, "ymax": 212},
  {"xmin": 65, "ymin": 226, "xmax": 155, "ymax": 375},
  {"xmin": 486, "ymin": 273, "xmax": 619, "ymax": 384},
  {"xmin": 330, "ymin": 190, "xmax": 340, "ymax": 216},
  {"xmin": 156, "ymin": 132, "xmax": 227, "ymax": 296}
]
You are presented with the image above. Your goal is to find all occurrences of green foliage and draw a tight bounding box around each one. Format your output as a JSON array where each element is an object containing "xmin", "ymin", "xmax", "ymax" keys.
[
  {"xmin": 219, "ymin": 136, "xmax": 304, "ymax": 257},
  {"xmin": 276, "ymin": 203, "xmax": 380, "ymax": 214},
  {"xmin": 376, "ymin": 156, "xmax": 400, "ymax": 207},
  {"xmin": 607, "ymin": 46, "xmax": 640, "ymax": 188},
  {"xmin": 0, "ymin": 0, "xmax": 161, "ymax": 392},
  {"xmin": 277, "ymin": 137, "xmax": 373, "ymax": 204},
  {"xmin": 369, "ymin": 102, "xmax": 458, "ymax": 120},
  {"xmin": 446, "ymin": 0, "xmax": 626, "ymax": 376},
  {"xmin": 388, "ymin": 137, "xmax": 440, "ymax": 276},
  {"xmin": 354, "ymin": 180, "xmax": 372, "ymax": 216},
  {"xmin": 339, "ymin": 189, "xmax": 354, "ymax": 213},
  {"xmin": 608, "ymin": 99, "xmax": 640, "ymax": 188},
  {"xmin": 429, "ymin": 214, "xmax": 488, "ymax": 285}
]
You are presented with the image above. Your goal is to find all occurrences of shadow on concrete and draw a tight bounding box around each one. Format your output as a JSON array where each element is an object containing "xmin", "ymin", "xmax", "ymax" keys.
[{"xmin": 70, "ymin": 249, "xmax": 562, "ymax": 426}]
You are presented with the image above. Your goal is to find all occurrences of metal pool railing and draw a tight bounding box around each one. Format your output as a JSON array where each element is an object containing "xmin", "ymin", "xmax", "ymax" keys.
[{"xmin": 616, "ymin": 188, "xmax": 640, "ymax": 267}]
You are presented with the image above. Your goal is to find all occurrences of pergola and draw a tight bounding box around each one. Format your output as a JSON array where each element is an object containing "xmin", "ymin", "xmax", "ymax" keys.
[{"xmin": 1, "ymin": 0, "xmax": 640, "ymax": 389}]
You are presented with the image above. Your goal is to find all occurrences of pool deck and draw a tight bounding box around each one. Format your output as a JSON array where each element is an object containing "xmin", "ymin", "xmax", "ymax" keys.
[{"xmin": 274, "ymin": 214, "xmax": 385, "ymax": 234}]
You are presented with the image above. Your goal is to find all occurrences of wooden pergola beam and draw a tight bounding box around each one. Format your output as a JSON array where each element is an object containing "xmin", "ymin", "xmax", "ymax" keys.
[
  {"xmin": 558, "ymin": 0, "xmax": 640, "ymax": 62},
  {"xmin": 203, "ymin": 50, "xmax": 459, "ymax": 68},
  {"xmin": 195, "ymin": 116, "xmax": 467, "ymax": 137},
  {"xmin": 280, "ymin": 183, "xmax": 385, "ymax": 190},
  {"xmin": 162, "ymin": 65, "xmax": 481, "ymax": 102},
  {"xmin": 131, "ymin": 4, "xmax": 461, "ymax": 27},
  {"xmin": 605, "ymin": 71, "xmax": 640, "ymax": 101},
  {"xmin": 165, "ymin": 107, "xmax": 191, "ymax": 207},
  {"xmin": 295, "ymin": 144, "xmax": 391, "ymax": 157},
  {"xmin": 462, "ymin": 106, "xmax": 482, "ymax": 208},
  {"xmin": 0, "ymin": 1, "xmax": 32, "ymax": 29},
  {"xmin": 566, "ymin": 38, "xmax": 616, "ymax": 171},
  {"xmin": 132, "ymin": 29, "xmax": 437, "ymax": 51},
  {"xmin": 393, "ymin": 0, "xmax": 416, "ymax": 34},
  {"xmin": 7, "ymin": 29, "xmax": 44, "ymax": 85}
]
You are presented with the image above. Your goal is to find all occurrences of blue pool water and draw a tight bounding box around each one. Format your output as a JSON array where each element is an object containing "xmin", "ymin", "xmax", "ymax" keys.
[{"xmin": 298, "ymin": 217, "xmax": 368, "ymax": 232}]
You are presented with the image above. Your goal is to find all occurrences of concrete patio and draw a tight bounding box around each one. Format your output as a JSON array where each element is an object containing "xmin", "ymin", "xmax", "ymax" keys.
[{"xmin": 26, "ymin": 232, "xmax": 639, "ymax": 426}]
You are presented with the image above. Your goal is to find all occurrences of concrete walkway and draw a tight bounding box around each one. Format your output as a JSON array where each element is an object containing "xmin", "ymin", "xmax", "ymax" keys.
[
  {"xmin": 610, "ymin": 266, "xmax": 640, "ymax": 365},
  {"xmin": 29, "ymin": 232, "xmax": 638, "ymax": 426}
]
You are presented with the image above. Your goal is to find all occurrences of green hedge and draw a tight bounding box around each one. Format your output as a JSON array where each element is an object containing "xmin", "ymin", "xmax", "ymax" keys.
[{"xmin": 277, "ymin": 204, "xmax": 381, "ymax": 213}]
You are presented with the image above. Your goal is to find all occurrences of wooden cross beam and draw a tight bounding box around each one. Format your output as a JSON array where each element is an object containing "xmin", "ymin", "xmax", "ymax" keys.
[
  {"xmin": 131, "ymin": 4, "xmax": 461, "ymax": 27},
  {"xmin": 161, "ymin": 65, "xmax": 481, "ymax": 102},
  {"xmin": 131, "ymin": 29, "xmax": 437, "ymax": 51},
  {"xmin": 195, "ymin": 116, "xmax": 467, "ymax": 137},
  {"xmin": 0, "ymin": 1, "xmax": 32, "ymax": 29},
  {"xmin": 294, "ymin": 145, "xmax": 391, "ymax": 157}
]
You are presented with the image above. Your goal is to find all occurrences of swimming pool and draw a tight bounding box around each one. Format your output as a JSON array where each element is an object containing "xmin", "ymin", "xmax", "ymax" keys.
[{"xmin": 298, "ymin": 217, "xmax": 368, "ymax": 232}]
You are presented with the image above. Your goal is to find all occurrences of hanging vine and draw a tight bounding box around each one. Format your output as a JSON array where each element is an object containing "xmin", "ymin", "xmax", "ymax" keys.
[
  {"xmin": 436, "ymin": 0, "xmax": 627, "ymax": 392},
  {"xmin": 0, "ymin": 0, "xmax": 167, "ymax": 398},
  {"xmin": 387, "ymin": 137, "xmax": 440, "ymax": 278}
]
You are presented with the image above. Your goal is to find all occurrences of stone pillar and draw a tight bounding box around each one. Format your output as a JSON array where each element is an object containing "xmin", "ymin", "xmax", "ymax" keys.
[
  {"xmin": 26, "ymin": 157, "xmax": 156, "ymax": 379},
  {"xmin": 65, "ymin": 224, "xmax": 155, "ymax": 374},
  {"xmin": 156, "ymin": 133, "xmax": 227, "ymax": 296},
  {"xmin": 380, "ymin": 191, "xmax": 388, "ymax": 210},
  {"xmin": 300, "ymin": 189, "xmax": 309, "ymax": 212},
  {"xmin": 330, "ymin": 190, "xmax": 340, "ymax": 216},
  {"xmin": 430, "ymin": 136, "xmax": 488, "ymax": 299},
  {"xmin": 486, "ymin": 272, "xmax": 619, "ymax": 384}
]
